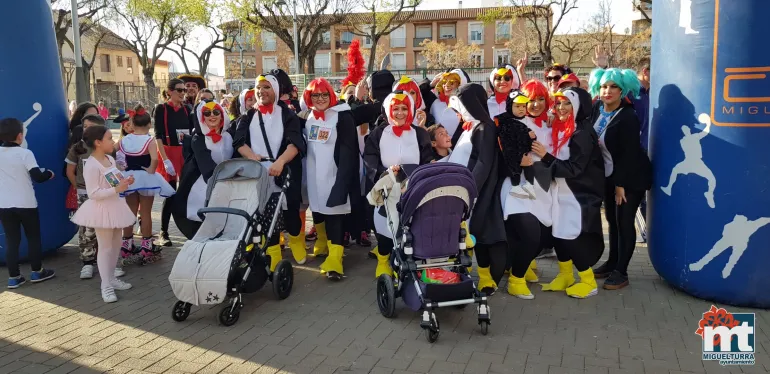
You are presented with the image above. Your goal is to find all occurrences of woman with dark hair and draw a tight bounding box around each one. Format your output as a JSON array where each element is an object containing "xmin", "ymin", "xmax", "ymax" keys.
[
  {"xmin": 67, "ymin": 102, "xmax": 99, "ymax": 149},
  {"xmin": 152, "ymin": 78, "xmax": 192, "ymax": 247},
  {"xmin": 544, "ymin": 63, "xmax": 572, "ymax": 93},
  {"xmin": 588, "ymin": 68, "xmax": 652, "ymax": 290}
]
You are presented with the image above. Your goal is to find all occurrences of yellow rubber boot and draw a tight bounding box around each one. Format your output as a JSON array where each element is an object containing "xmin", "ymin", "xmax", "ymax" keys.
[
  {"xmin": 566, "ymin": 268, "xmax": 598, "ymax": 298},
  {"xmin": 369, "ymin": 246, "xmax": 378, "ymax": 259},
  {"xmin": 477, "ymin": 266, "xmax": 497, "ymax": 294},
  {"xmin": 288, "ymin": 234, "xmax": 307, "ymax": 264},
  {"xmin": 542, "ymin": 260, "xmax": 576, "ymax": 291},
  {"xmin": 313, "ymin": 222, "xmax": 328, "ymax": 256},
  {"xmin": 375, "ymin": 251, "xmax": 393, "ymax": 278},
  {"xmin": 320, "ymin": 241, "xmax": 344, "ymax": 276},
  {"xmin": 266, "ymin": 244, "xmax": 282, "ymax": 272},
  {"xmin": 530, "ymin": 259, "xmax": 537, "ymax": 270},
  {"xmin": 507, "ymin": 275, "xmax": 534, "ymax": 299},
  {"xmin": 524, "ymin": 265, "xmax": 539, "ymax": 283},
  {"xmin": 279, "ymin": 233, "xmax": 285, "ymax": 249}
]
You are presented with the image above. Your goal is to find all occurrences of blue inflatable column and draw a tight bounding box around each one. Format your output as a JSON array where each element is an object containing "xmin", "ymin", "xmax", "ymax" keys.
[
  {"xmin": 0, "ymin": 0, "xmax": 77, "ymax": 263},
  {"xmin": 650, "ymin": 0, "xmax": 770, "ymax": 308}
]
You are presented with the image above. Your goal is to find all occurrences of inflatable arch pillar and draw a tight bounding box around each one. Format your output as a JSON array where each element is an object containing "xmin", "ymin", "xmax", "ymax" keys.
[
  {"xmin": 0, "ymin": 0, "xmax": 77, "ymax": 263},
  {"xmin": 650, "ymin": 0, "xmax": 770, "ymax": 308}
]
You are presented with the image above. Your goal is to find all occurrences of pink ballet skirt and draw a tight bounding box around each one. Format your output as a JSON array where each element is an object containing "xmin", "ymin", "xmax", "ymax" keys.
[{"xmin": 70, "ymin": 156, "xmax": 137, "ymax": 229}]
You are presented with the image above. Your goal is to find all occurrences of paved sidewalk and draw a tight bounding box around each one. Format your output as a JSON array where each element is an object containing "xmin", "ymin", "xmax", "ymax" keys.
[{"xmin": 0, "ymin": 203, "xmax": 767, "ymax": 374}]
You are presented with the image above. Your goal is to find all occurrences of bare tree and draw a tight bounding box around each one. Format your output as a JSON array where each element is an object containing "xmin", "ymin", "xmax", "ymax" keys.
[
  {"xmin": 419, "ymin": 39, "xmax": 482, "ymax": 70},
  {"xmin": 112, "ymin": 0, "xmax": 206, "ymax": 100},
  {"xmin": 51, "ymin": 0, "xmax": 109, "ymax": 89},
  {"xmin": 582, "ymin": 0, "xmax": 629, "ymax": 67},
  {"xmin": 633, "ymin": 0, "xmax": 652, "ymax": 21},
  {"xmin": 345, "ymin": 0, "xmax": 421, "ymax": 72},
  {"xmin": 553, "ymin": 33, "xmax": 592, "ymax": 66},
  {"xmin": 230, "ymin": 0, "xmax": 356, "ymax": 74},
  {"xmin": 479, "ymin": 1, "xmax": 578, "ymax": 65},
  {"xmin": 170, "ymin": 26, "xmax": 233, "ymax": 75}
]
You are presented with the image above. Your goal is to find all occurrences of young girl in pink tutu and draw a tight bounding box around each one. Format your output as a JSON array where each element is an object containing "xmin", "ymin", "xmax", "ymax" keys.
[
  {"xmin": 116, "ymin": 105, "xmax": 175, "ymax": 264},
  {"xmin": 71, "ymin": 125, "xmax": 137, "ymax": 303}
]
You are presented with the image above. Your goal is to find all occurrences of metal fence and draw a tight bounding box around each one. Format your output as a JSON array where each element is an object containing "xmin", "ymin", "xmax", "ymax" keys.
[
  {"xmin": 93, "ymin": 81, "xmax": 165, "ymax": 116},
  {"xmin": 226, "ymin": 66, "xmax": 594, "ymax": 96}
]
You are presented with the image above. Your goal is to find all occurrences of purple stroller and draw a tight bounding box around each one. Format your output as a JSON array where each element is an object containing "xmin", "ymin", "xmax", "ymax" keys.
[{"xmin": 375, "ymin": 163, "xmax": 490, "ymax": 343}]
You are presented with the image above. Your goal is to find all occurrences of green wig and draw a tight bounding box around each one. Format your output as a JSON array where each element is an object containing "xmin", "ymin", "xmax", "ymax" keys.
[{"xmin": 588, "ymin": 68, "xmax": 641, "ymax": 100}]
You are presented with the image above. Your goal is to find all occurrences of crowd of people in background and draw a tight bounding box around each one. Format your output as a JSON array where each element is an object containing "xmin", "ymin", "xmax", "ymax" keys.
[{"xmin": 1, "ymin": 52, "xmax": 652, "ymax": 303}]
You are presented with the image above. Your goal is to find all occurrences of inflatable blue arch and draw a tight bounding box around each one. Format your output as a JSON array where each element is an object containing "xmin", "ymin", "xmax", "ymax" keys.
[
  {"xmin": 650, "ymin": 0, "xmax": 770, "ymax": 308},
  {"xmin": 0, "ymin": 0, "xmax": 77, "ymax": 263}
]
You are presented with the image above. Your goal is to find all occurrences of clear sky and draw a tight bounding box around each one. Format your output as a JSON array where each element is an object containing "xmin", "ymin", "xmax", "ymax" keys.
[{"xmin": 163, "ymin": 0, "xmax": 639, "ymax": 74}]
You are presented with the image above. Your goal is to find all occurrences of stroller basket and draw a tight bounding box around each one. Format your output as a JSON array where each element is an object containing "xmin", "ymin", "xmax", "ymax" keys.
[{"xmin": 402, "ymin": 273, "xmax": 475, "ymax": 310}]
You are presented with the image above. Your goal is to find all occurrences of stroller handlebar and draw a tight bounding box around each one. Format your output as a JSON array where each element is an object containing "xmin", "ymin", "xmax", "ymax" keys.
[{"xmin": 197, "ymin": 207, "xmax": 252, "ymax": 222}]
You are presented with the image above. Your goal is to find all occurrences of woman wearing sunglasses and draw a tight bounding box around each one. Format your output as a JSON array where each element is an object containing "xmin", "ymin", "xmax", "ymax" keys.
[
  {"xmin": 544, "ymin": 64, "xmax": 572, "ymax": 94},
  {"xmin": 153, "ymin": 78, "xmax": 193, "ymax": 248},
  {"xmin": 299, "ymin": 78, "xmax": 359, "ymax": 281},
  {"xmin": 233, "ymin": 73, "xmax": 306, "ymax": 273},
  {"xmin": 487, "ymin": 64, "xmax": 522, "ymax": 119},
  {"xmin": 171, "ymin": 100, "xmax": 234, "ymax": 239},
  {"xmin": 428, "ymin": 69, "xmax": 470, "ymax": 146}
]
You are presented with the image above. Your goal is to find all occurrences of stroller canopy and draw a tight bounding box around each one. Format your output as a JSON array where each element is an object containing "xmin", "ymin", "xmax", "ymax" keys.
[{"xmin": 399, "ymin": 163, "xmax": 478, "ymax": 223}]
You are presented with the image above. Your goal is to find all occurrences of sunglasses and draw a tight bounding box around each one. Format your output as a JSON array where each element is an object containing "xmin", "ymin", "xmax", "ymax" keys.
[
  {"xmin": 494, "ymin": 75, "xmax": 512, "ymax": 82},
  {"xmin": 174, "ymin": 88, "xmax": 186, "ymax": 93},
  {"xmin": 545, "ymin": 75, "xmax": 562, "ymax": 82},
  {"xmin": 311, "ymin": 93, "xmax": 330, "ymax": 99},
  {"xmin": 202, "ymin": 109, "xmax": 222, "ymax": 117}
]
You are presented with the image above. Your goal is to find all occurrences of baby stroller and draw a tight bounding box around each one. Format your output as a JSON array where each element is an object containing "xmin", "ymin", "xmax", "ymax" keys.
[
  {"xmin": 168, "ymin": 158, "xmax": 294, "ymax": 326},
  {"xmin": 371, "ymin": 163, "xmax": 490, "ymax": 343}
]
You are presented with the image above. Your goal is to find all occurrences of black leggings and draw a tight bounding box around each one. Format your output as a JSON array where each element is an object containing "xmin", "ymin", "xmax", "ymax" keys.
[
  {"xmin": 346, "ymin": 195, "xmax": 372, "ymax": 234},
  {"xmin": 603, "ymin": 177, "xmax": 645, "ymax": 275},
  {"xmin": 553, "ymin": 233, "xmax": 605, "ymax": 272},
  {"xmin": 266, "ymin": 208, "xmax": 303, "ymax": 246},
  {"xmin": 0, "ymin": 208, "xmax": 43, "ymax": 278},
  {"xmin": 475, "ymin": 242, "xmax": 507, "ymax": 285},
  {"xmin": 505, "ymin": 213, "xmax": 545, "ymax": 278},
  {"xmin": 376, "ymin": 233, "xmax": 394, "ymax": 256},
  {"xmin": 160, "ymin": 179, "xmax": 178, "ymax": 232},
  {"xmin": 312, "ymin": 212, "xmax": 344, "ymax": 246}
]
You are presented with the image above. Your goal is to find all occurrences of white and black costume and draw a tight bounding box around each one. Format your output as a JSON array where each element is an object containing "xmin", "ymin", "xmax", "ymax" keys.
[
  {"xmin": 427, "ymin": 69, "xmax": 470, "ymax": 146},
  {"xmin": 446, "ymin": 83, "xmax": 506, "ymax": 293},
  {"xmin": 487, "ymin": 64, "xmax": 521, "ymax": 119},
  {"xmin": 364, "ymin": 92, "xmax": 433, "ymax": 257}
]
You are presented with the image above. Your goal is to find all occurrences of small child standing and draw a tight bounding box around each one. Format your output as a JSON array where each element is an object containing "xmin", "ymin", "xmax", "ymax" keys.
[
  {"xmin": 66, "ymin": 114, "xmax": 125, "ymax": 279},
  {"xmin": 116, "ymin": 105, "xmax": 175, "ymax": 265},
  {"xmin": 0, "ymin": 118, "xmax": 56, "ymax": 288},
  {"xmin": 427, "ymin": 124, "xmax": 452, "ymax": 162},
  {"xmin": 71, "ymin": 125, "xmax": 137, "ymax": 303}
]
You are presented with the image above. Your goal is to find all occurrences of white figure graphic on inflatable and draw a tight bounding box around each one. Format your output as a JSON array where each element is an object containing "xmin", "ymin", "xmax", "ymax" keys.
[
  {"xmin": 660, "ymin": 113, "xmax": 716, "ymax": 208},
  {"xmin": 673, "ymin": 0, "xmax": 698, "ymax": 34},
  {"xmin": 689, "ymin": 215, "xmax": 770, "ymax": 278},
  {"xmin": 22, "ymin": 102, "xmax": 42, "ymax": 149}
]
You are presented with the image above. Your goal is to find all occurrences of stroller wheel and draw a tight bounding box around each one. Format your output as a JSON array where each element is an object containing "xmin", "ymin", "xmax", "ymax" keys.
[
  {"xmin": 171, "ymin": 301, "xmax": 191, "ymax": 322},
  {"xmin": 479, "ymin": 320, "xmax": 489, "ymax": 336},
  {"xmin": 376, "ymin": 274, "xmax": 396, "ymax": 318},
  {"xmin": 272, "ymin": 260, "xmax": 294, "ymax": 300},
  {"xmin": 425, "ymin": 313, "xmax": 440, "ymax": 343},
  {"xmin": 219, "ymin": 304, "xmax": 240, "ymax": 326}
]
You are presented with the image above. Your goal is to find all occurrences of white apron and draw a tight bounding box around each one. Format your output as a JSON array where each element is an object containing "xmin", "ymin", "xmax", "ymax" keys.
[
  {"xmin": 187, "ymin": 133, "xmax": 234, "ymax": 221},
  {"xmin": 305, "ymin": 109, "xmax": 350, "ymax": 215}
]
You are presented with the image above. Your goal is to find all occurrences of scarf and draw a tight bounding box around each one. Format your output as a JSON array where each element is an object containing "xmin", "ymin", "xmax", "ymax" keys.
[
  {"xmin": 438, "ymin": 91, "xmax": 449, "ymax": 104},
  {"xmin": 495, "ymin": 91, "xmax": 508, "ymax": 104},
  {"xmin": 529, "ymin": 112, "xmax": 548, "ymax": 128},
  {"xmin": 206, "ymin": 128, "xmax": 222, "ymax": 143},
  {"xmin": 392, "ymin": 123, "xmax": 412, "ymax": 137},
  {"xmin": 258, "ymin": 104, "xmax": 274, "ymax": 115}
]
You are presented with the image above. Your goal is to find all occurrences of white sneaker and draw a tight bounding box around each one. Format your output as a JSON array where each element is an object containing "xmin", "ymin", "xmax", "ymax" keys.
[
  {"xmin": 80, "ymin": 264, "xmax": 94, "ymax": 279},
  {"xmin": 102, "ymin": 287, "xmax": 118, "ymax": 303},
  {"xmin": 114, "ymin": 268, "xmax": 125, "ymax": 277},
  {"xmin": 111, "ymin": 278, "xmax": 132, "ymax": 291}
]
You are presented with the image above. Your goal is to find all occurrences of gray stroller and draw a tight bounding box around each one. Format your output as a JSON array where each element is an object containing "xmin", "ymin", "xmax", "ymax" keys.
[{"xmin": 168, "ymin": 158, "xmax": 294, "ymax": 326}]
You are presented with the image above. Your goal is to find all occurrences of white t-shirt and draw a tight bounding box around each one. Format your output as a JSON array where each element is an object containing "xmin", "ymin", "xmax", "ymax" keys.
[{"xmin": 0, "ymin": 146, "xmax": 43, "ymax": 208}]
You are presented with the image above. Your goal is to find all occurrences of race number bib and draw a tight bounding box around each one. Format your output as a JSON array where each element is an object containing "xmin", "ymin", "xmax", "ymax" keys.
[{"xmin": 308, "ymin": 124, "xmax": 333, "ymax": 143}]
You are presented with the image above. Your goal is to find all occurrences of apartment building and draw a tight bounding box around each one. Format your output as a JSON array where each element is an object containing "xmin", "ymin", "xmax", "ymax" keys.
[{"xmin": 224, "ymin": 6, "xmax": 534, "ymax": 82}]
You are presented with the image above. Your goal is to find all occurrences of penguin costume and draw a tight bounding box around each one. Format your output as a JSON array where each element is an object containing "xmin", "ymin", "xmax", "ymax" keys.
[
  {"xmin": 364, "ymin": 91, "xmax": 433, "ymax": 278},
  {"xmin": 233, "ymin": 73, "xmax": 306, "ymax": 272},
  {"xmin": 389, "ymin": 76, "xmax": 435, "ymax": 127},
  {"xmin": 300, "ymin": 78, "xmax": 359, "ymax": 280},
  {"xmin": 487, "ymin": 64, "xmax": 522, "ymax": 119},
  {"xmin": 446, "ymin": 83, "xmax": 506, "ymax": 295},
  {"xmin": 270, "ymin": 68, "xmax": 301, "ymax": 113},
  {"xmin": 539, "ymin": 87, "xmax": 605, "ymax": 298},
  {"xmin": 171, "ymin": 100, "xmax": 235, "ymax": 239},
  {"xmin": 428, "ymin": 69, "xmax": 471, "ymax": 146}
]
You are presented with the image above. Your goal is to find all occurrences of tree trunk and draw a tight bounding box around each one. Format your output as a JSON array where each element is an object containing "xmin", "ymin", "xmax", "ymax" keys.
[
  {"xmin": 304, "ymin": 54, "xmax": 315, "ymax": 74},
  {"xmin": 83, "ymin": 65, "xmax": 93, "ymax": 102},
  {"xmin": 367, "ymin": 39, "xmax": 378, "ymax": 72},
  {"xmin": 143, "ymin": 68, "xmax": 157, "ymax": 105}
]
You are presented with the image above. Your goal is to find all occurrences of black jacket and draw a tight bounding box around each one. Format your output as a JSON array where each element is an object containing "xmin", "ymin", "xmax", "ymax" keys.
[
  {"xmin": 363, "ymin": 124, "xmax": 433, "ymax": 185},
  {"xmin": 591, "ymin": 100, "xmax": 652, "ymax": 191}
]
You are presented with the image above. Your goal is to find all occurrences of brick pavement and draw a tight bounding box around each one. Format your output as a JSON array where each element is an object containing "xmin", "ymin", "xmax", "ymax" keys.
[{"xmin": 0, "ymin": 201, "xmax": 767, "ymax": 374}]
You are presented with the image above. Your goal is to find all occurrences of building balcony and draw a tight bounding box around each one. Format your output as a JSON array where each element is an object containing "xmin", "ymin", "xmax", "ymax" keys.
[
  {"xmin": 335, "ymin": 40, "xmax": 352, "ymax": 49},
  {"xmin": 495, "ymin": 34, "xmax": 511, "ymax": 44},
  {"xmin": 438, "ymin": 37, "xmax": 456, "ymax": 46},
  {"xmin": 390, "ymin": 37, "xmax": 406, "ymax": 48},
  {"xmin": 318, "ymin": 41, "xmax": 331, "ymax": 50},
  {"xmin": 414, "ymin": 37, "xmax": 432, "ymax": 47}
]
